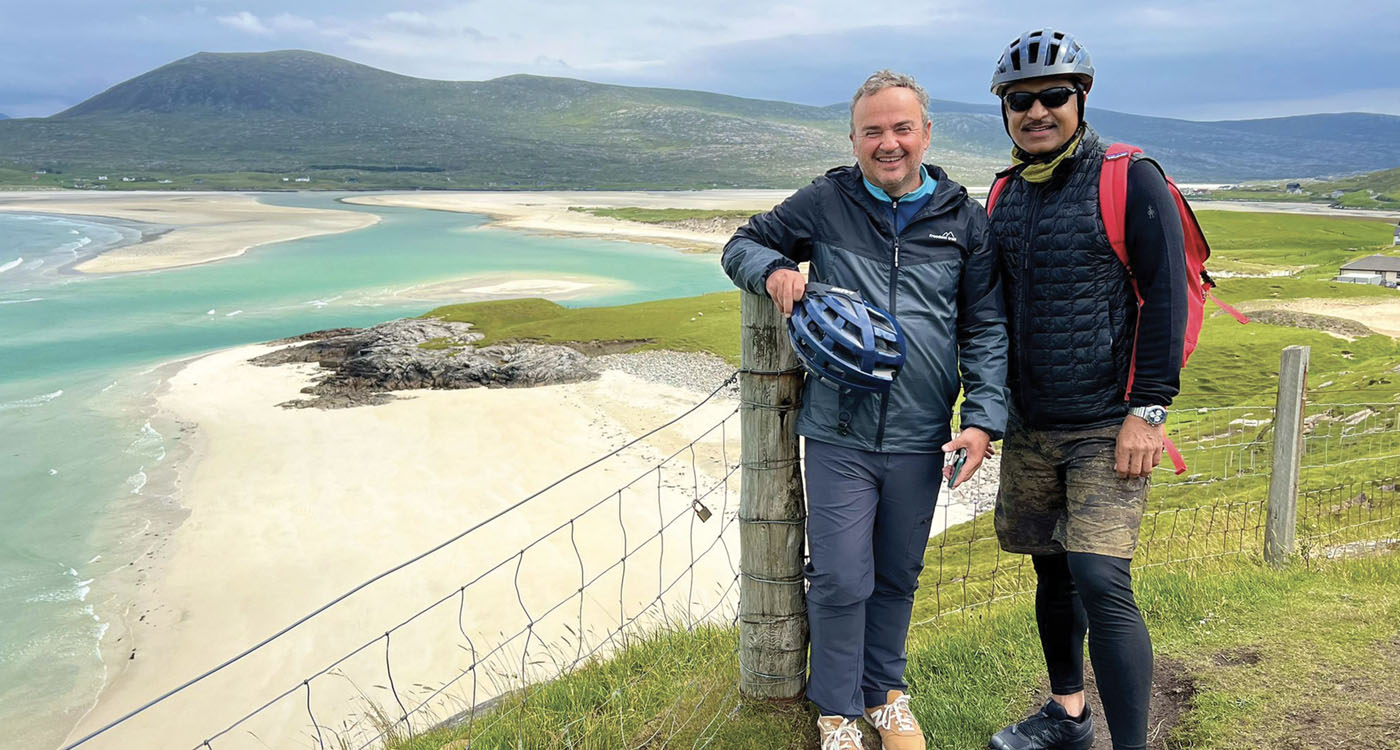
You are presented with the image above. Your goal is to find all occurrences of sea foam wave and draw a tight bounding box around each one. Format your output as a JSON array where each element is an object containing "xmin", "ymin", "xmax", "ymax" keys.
[
  {"xmin": 0, "ymin": 257, "xmax": 21, "ymax": 275},
  {"xmin": 126, "ymin": 422, "xmax": 166, "ymax": 462},
  {"xmin": 0, "ymin": 389, "xmax": 62, "ymax": 412},
  {"xmin": 0, "ymin": 297, "xmax": 44, "ymax": 305}
]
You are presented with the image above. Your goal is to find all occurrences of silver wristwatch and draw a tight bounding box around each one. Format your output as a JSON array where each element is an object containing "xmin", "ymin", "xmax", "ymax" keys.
[{"xmin": 1129, "ymin": 405, "xmax": 1168, "ymax": 426}]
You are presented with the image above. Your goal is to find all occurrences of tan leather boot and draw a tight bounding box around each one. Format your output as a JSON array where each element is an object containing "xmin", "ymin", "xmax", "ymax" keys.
[
  {"xmin": 863, "ymin": 690, "xmax": 926, "ymax": 750},
  {"xmin": 816, "ymin": 715, "xmax": 864, "ymax": 750}
]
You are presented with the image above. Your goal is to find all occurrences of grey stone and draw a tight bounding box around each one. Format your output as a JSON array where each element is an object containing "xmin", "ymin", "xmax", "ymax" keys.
[{"xmin": 252, "ymin": 318, "xmax": 597, "ymax": 409}]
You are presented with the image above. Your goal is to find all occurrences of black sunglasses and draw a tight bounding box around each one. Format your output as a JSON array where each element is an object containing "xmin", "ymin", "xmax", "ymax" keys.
[{"xmin": 1002, "ymin": 86, "xmax": 1079, "ymax": 113}]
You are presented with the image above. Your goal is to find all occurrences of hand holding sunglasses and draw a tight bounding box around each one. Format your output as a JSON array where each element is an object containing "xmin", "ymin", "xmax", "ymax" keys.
[{"xmin": 1002, "ymin": 85, "xmax": 1080, "ymax": 112}]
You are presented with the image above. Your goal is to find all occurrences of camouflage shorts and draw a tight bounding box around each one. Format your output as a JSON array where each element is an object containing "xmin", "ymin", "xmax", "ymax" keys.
[{"xmin": 993, "ymin": 420, "xmax": 1150, "ymax": 559}]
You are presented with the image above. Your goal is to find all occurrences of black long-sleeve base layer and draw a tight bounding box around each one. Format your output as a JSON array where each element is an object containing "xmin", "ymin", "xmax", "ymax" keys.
[{"xmin": 1032, "ymin": 552, "xmax": 1153, "ymax": 750}]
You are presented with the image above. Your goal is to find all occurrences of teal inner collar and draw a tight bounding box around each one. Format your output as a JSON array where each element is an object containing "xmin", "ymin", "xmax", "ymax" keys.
[{"xmin": 863, "ymin": 165, "xmax": 934, "ymax": 203}]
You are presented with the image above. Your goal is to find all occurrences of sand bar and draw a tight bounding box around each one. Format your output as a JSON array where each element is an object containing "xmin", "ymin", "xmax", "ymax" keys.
[
  {"xmin": 0, "ymin": 192, "xmax": 379, "ymax": 273},
  {"xmin": 380, "ymin": 270, "xmax": 631, "ymax": 304},
  {"xmin": 1249, "ymin": 298, "xmax": 1400, "ymax": 338},
  {"xmin": 344, "ymin": 190, "xmax": 794, "ymax": 251}
]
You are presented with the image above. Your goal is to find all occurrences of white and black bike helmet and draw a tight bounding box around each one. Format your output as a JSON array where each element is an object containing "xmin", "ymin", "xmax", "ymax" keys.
[{"xmin": 990, "ymin": 28, "xmax": 1095, "ymax": 96}]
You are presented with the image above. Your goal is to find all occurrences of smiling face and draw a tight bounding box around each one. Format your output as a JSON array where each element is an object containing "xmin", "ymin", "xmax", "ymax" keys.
[
  {"xmin": 1003, "ymin": 76, "xmax": 1083, "ymax": 155},
  {"xmin": 849, "ymin": 86, "xmax": 931, "ymax": 198}
]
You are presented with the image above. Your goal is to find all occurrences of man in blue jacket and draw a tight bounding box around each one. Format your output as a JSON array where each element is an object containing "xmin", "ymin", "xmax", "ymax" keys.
[{"xmin": 722, "ymin": 70, "xmax": 1008, "ymax": 750}]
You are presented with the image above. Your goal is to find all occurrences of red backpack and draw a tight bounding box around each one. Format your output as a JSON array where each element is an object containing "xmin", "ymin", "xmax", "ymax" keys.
[{"xmin": 986, "ymin": 143, "xmax": 1250, "ymax": 474}]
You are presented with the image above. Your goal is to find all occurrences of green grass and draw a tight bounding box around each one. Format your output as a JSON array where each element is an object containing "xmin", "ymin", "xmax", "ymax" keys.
[
  {"xmin": 390, "ymin": 208, "xmax": 1400, "ymax": 748},
  {"xmin": 387, "ymin": 554, "xmax": 1400, "ymax": 749},
  {"xmin": 1194, "ymin": 210, "xmax": 1396, "ymax": 279},
  {"xmin": 567, "ymin": 206, "xmax": 758, "ymax": 224},
  {"xmin": 424, "ymin": 294, "xmax": 746, "ymax": 365}
]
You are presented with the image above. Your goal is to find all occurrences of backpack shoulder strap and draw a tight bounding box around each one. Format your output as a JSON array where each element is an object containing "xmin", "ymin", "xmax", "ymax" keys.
[
  {"xmin": 986, "ymin": 173, "xmax": 1013, "ymax": 216},
  {"xmin": 1098, "ymin": 143, "xmax": 1142, "ymax": 273}
]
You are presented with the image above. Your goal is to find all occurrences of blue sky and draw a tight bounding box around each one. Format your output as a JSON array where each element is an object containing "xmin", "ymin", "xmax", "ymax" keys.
[{"xmin": 3, "ymin": 0, "xmax": 1396, "ymax": 120}]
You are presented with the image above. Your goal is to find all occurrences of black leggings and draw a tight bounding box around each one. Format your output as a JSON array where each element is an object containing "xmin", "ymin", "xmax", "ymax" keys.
[{"xmin": 1032, "ymin": 552, "xmax": 1152, "ymax": 750}]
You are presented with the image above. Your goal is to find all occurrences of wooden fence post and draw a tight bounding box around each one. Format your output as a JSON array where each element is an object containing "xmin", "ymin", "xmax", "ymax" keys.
[
  {"xmin": 1266, "ymin": 345, "xmax": 1309, "ymax": 567},
  {"xmin": 738, "ymin": 290, "xmax": 808, "ymax": 700}
]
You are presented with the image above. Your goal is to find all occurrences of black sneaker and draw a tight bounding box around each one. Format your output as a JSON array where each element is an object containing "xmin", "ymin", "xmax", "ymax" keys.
[{"xmin": 988, "ymin": 700, "xmax": 1094, "ymax": 750}]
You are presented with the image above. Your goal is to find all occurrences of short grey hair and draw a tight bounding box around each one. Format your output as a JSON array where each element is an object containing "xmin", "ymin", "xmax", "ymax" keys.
[{"xmin": 850, "ymin": 69, "xmax": 931, "ymax": 133}]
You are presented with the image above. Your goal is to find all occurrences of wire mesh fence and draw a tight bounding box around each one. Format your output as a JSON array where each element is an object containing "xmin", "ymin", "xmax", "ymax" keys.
[
  {"xmin": 63, "ymin": 352, "xmax": 1400, "ymax": 750},
  {"xmin": 911, "ymin": 396, "xmax": 1282, "ymax": 625},
  {"xmin": 1298, "ymin": 400, "xmax": 1400, "ymax": 563},
  {"xmin": 64, "ymin": 377, "xmax": 746, "ymax": 750}
]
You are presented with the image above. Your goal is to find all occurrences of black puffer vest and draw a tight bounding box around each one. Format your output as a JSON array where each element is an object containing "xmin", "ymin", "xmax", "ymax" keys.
[{"xmin": 989, "ymin": 128, "xmax": 1136, "ymax": 430}]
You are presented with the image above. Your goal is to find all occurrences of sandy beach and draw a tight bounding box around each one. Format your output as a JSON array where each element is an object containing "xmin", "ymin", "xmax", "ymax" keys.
[
  {"xmin": 68, "ymin": 345, "xmax": 743, "ymax": 749},
  {"xmin": 1249, "ymin": 298, "xmax": 1400, "ymax": 338},
  {"xmin": 65, "ymin": 343, "xmax": 986, "ymax": 750},
  {"xmin": 0, "ymin": 192, "xmax": 379, "ymax": 273},
  {"xmin": 344, "ymin": 190, "xmax": 793, "ymax": 251}
]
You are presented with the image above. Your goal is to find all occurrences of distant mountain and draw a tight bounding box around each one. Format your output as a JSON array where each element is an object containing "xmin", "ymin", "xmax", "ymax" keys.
[
  {"xmin": 0, "ymin": 113, "xmax": 9, "ymax": 120},
  {"xmin": 2, "ymin": 50, "xmax": 1398, "ymax": 189}
]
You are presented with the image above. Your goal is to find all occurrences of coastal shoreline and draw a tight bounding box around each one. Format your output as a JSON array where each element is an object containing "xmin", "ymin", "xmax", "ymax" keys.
[
  {"xmin": 64, "ymin": 342, "xmax": 749, "ymax": 749},
  {"xmin": 341, "ymin": 190, "xmax": 793, "ymax": 252},
  {"xmin": 62, "ymin": 332, "xmax": 995, "ymax": 749},
  {"xmin": 0, "ymin": 192, "xmax": 381, "ymax": 274}
]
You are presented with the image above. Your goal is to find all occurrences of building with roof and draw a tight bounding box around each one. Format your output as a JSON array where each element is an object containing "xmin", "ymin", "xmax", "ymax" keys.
[{"xmin": 1338, "ymin": 255, "xmax": 1400, "ymax": 286}]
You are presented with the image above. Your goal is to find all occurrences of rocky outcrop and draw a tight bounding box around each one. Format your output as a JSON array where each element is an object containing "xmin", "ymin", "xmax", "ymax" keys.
[{"xmin": 252, "ymin": 318, "xmax": 598, "ymax": 409}]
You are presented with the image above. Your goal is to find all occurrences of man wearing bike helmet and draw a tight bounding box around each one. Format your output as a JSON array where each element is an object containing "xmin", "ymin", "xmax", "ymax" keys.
[
  {"xmin": 722, "ymin": 70, "xmax": 1009, "ymax": 750},
  {"xmin": 984, "ymin": 29, "xmax": 1188, "ymax": 750}
]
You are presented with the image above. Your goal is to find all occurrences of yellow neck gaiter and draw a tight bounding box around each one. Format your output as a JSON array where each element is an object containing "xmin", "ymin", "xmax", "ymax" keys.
[{"xmin": 1011, "ymin": 129, "xmax": 1085, "ymax": 184}]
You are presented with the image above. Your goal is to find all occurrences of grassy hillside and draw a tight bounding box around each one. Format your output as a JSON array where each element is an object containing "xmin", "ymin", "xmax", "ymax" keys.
[
  {"xmin": 386, "ymin": 554, "xmax": 1400, "ymax": 749},
  {"xmin": 393, "ymin": 208, "xmax": 1400, "ymax": 748},
  {"xmin": 1194, "ymin": 209, "xmax": 1397, "ymax": 278},
  {"xmin": 4, "ymin": 51, "xmax": 1400, "ymax": 190},
  {"xmin": 1203, "ymin": 165, "xmax": 1400, "ymax": 209},
  {"xmin": 423, "ymin": 209, "xmax": 1398, "ymax": 367}
]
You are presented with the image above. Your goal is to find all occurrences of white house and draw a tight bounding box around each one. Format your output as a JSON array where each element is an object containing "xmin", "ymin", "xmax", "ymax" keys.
[
  {"xmin": 294, "ymin": 177, "xmax": 311, "ymax": 183},
  {"xmin": 1338, "ymin": 255, "xmax": 1400, "ymax": 286},
  {"xmin": 1394, "ymin": 223, "xmax": 1400, "ymax": 246}
]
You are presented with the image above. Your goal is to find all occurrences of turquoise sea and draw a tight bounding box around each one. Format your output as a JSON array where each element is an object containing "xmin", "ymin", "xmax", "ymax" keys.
[{"xmin": 0, "ymin": 193, "xmax": 734, "ymax": 750}]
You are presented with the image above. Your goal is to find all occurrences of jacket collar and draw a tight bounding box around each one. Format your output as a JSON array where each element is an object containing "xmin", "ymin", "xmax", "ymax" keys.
[
  {"xmin": 996, "ymin": 124, "xmax": 1103, "ymax": 183},
  {"xmin": 831, "ymin": 163, "xmax": 967, "ymax": 223}
]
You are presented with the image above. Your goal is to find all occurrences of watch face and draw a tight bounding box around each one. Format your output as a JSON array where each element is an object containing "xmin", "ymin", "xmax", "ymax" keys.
[{"xmin": 1146, "ymin": 406, "xmax": 1167, "ymax": 425}]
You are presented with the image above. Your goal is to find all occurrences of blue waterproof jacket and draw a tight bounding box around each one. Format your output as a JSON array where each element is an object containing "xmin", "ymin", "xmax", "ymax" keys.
[{"xmin": 722, "ymin": 164, "xmax": 1009, "ymax": 452}]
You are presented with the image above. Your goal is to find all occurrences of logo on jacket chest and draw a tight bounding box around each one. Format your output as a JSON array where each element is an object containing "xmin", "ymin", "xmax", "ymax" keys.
[{"xmin": 928, "ymin": 231, "xmax": 958, "ymax": 242}]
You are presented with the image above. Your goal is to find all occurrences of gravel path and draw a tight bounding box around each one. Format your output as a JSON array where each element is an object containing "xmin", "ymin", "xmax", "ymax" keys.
[{"xmin": 590, "ymin": 350, "xmax": 740, "ymax": 398}]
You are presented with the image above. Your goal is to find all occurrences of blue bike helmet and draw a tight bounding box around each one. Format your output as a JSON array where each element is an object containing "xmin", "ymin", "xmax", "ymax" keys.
[{"xmin": 787, "ymin": 283, "xmax": 907, "ymax": 394}]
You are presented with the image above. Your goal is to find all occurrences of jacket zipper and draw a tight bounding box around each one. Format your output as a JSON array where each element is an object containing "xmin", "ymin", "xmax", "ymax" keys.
[
  {"xmin": 875, "ymin": 199, "xmax": 900, "ymax": 451},
  {"xmin": 1019, "ymin": 185, "xmax": 1041, "ymax": 425}
]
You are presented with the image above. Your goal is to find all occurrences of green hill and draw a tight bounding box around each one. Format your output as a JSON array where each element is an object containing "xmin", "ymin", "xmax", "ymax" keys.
[
  {"xmin": 3, "ymin": 50, "xmax": 1400, "ymax": 189},
  {"xmin": 0, "ymin": 51, "xmax": 859, "ymax": 190},
  {"xmin": 1312, "ymin": 165, "xmax": 1400, "ymax": 207}
]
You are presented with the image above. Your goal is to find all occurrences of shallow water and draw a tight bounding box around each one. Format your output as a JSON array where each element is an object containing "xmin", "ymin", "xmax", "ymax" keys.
[{"xmin": 0, "ymin": 192, "xmax": 733, "ymax": 750}]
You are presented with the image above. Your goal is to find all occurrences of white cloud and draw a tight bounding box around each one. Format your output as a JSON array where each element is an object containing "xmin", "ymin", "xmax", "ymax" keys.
[
  {"xmin": 269, "ymin": 13, "xmax": 318, "ymax": 33},
  {"xmin": 217, "ymin": 11, "xmax": 272, "ymax": 35},
  {"xmin": 216, "ymin": 10, "xmax": 317, "ymax": 35}
]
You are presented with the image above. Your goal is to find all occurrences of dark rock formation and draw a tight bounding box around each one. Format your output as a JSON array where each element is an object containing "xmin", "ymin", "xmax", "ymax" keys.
[{"xmin": 251, "ymin": 318, "xmax": 598, "ymax": 409}]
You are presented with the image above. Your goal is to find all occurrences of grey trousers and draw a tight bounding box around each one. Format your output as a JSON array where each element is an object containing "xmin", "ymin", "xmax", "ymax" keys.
[{"xmin": 803, "ymin": 438, "xmax": 945, "ymax": 718}]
